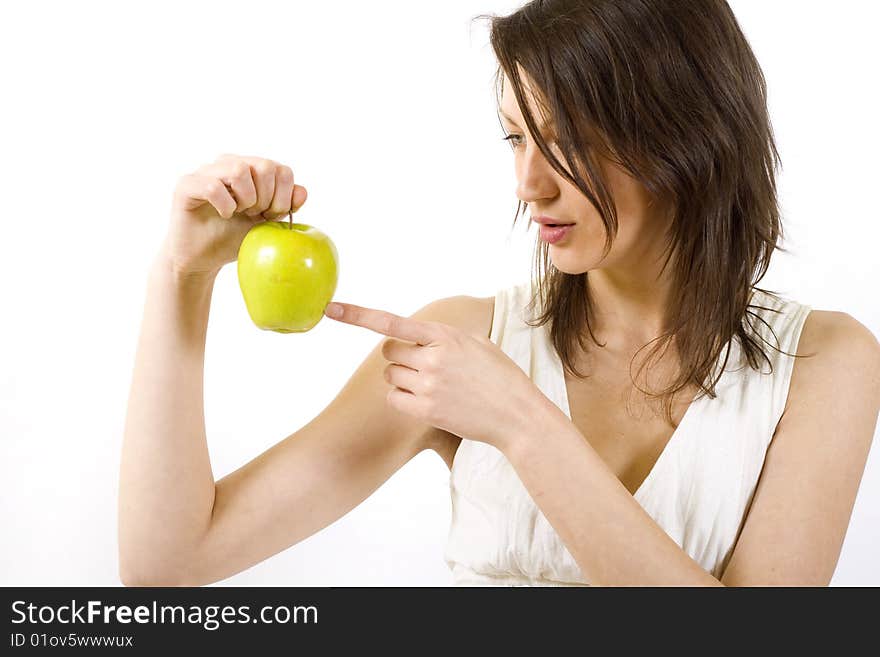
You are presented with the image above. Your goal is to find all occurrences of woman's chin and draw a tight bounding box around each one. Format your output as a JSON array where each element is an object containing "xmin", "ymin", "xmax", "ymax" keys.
[
  {"xmin": 551, "ymin": 263, "xmax": 591, "ymax": 276},
  {"xmin": 548, "ymin": 253, "xmax": 595, "ymax": 276}
]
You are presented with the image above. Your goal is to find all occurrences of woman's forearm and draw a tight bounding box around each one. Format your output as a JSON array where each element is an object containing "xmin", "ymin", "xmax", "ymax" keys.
[
  {"xmin": 118, "ymin": 250, "xmax": 219, "ymax": 585},
  {"xmin": 504, "ymin": 395, "xmax": 723, "ymax": 586}
]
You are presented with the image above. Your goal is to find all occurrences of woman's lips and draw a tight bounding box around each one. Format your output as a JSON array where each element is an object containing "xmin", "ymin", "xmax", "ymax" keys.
[{"xmin": 539, "ymin": 224, "xmax": 575, "ymax": 244}]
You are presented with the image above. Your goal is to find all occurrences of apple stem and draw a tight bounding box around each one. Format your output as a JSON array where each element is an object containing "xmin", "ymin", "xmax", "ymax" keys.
[{"xmin": 288, "ymin": 210, "xmax": 292, "ymax": 229}]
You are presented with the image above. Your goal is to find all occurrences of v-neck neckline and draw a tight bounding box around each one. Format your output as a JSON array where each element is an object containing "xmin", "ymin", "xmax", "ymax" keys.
[
  {"xmin": 536, "ymin": 285, "xmax": 752, "ymax": 500},
  {"xmin": 551, "ymin": 344, "xmax": 712, "ymax": 500}
]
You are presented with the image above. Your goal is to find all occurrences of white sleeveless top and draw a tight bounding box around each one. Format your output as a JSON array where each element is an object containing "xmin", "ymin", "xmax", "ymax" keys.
[{"xmin": 443, "ymin": 279, "xmax": 813, "ymax": 586}]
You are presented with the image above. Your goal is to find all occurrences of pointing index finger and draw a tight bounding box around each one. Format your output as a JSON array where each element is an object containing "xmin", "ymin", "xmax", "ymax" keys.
[{"xmin": 324, "ymin": 302, "xmax": 440, "ymax": 345}]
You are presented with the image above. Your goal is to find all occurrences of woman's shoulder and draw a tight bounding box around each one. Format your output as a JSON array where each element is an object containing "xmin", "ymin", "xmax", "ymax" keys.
[
  {"xmin": 414, "ymin": 293, "xmax": 496, "ymax": 342},
  {"xmin": 746, "ymin": 287, "xmax": 878, "ymax": 395},
  {"xmin": 426, "ymin": 281, "xmax": 534, "ymax": 342},
  {"xmin": 784, "ymin": 307, "xmax": 880, "ymax": 419},
  {"xmin": 798, "ymin": 308, "xmax": 880, "ymax": 363}
]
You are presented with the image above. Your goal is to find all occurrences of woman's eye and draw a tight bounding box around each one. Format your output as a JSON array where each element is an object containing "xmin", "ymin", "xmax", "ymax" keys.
[{"xmin": 502, "ymin": 133, "xmax": 524, "ymax": 149}]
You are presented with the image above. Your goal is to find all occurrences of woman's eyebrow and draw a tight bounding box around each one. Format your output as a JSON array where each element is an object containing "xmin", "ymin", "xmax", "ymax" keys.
[
  {"xmin": 499, "ymin": 110, "xmax": 519, "ymax": 124},
  {"xmin": 500, "ymin": 109, "xmax": 554, "ymax": 132}
]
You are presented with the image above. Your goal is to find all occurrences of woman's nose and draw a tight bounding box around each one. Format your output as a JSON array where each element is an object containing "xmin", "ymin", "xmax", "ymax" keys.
[{"xmin": 515, "ymin": 143, "xmax": 558, "ymax": 204}]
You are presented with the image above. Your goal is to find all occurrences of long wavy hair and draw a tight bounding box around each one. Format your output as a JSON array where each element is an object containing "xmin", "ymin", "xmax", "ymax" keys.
[{"xmin": 474, "ymin": 0, "xmax": 812, "ymax": 427}]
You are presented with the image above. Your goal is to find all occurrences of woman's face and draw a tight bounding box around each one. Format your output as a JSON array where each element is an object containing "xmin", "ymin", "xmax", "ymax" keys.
[{"xmin": 499, "ymin": 72, "xmax": 672, "ymax": 278}]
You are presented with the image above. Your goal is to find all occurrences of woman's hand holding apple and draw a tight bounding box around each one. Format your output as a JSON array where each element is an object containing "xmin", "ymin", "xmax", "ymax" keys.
[{"xmin": 161, "ymin": 153, "xmax": 309, "ymax": 278}]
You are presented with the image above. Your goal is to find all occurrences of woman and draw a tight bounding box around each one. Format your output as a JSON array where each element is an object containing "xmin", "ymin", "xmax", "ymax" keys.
[{"xmin": 119, "ymin": 0, "xmax": 880, "ymax": 586}]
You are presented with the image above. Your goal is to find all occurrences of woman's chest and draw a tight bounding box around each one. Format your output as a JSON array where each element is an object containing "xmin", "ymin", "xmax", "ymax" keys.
[
  {"xmin": 440, "ymin": 366, "xmax": 701, "ymax": 496},
  {"xmin": 562, "ymin": 369, "xmax": 700, "ymax": 497}
]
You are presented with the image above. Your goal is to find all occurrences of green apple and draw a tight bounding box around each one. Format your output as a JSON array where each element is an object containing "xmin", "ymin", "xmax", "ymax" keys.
[{"xmin": 237, "ymin": 221, "xmax": 339, "ymax": 333}]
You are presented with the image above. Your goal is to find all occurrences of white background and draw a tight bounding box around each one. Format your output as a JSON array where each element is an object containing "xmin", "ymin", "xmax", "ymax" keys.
[{"xmin": 1, "ymin": 0, "xmax": 877, "ymax": 586}]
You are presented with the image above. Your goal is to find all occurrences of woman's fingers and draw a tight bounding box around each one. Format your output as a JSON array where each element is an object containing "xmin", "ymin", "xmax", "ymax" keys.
[
  {"xmin": 291, "ymin": 184, "xmax": 308, "ymax": 213},
  {"xmin": 265, "ymin": 165, "xmax": 296, "ymax": 220},
  {"xmin": 243, "ymin": 159, "xmax": 277, "ymax": 217},
  {"xmin": 200, "ymin": 160, "xmax": 258, "ymax": 216},
  {"xmin": 214, "ymin": 154, "xmax": 307, "ymax": 220},
  {"xmin": 384, "ymin": 363, "xmax": 420, "ymax": 394},
  {"xmin": 174, "ymin": 173, "xmax": 237, "ymax": 219}
]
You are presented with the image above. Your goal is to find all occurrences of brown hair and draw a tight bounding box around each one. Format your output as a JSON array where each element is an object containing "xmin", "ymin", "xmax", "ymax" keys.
[{"xmin": 474, "ymin": 0, "xmax": 812, "ymax": 427}]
